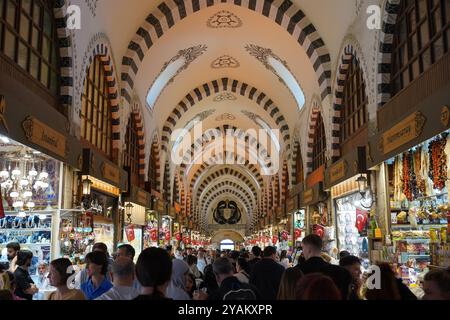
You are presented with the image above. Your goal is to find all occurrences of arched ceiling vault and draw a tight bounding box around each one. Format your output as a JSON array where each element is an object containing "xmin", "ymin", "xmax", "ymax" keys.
[{"xmin": 94, "ymin": 0, "xmax": 358, "ymax": 233}]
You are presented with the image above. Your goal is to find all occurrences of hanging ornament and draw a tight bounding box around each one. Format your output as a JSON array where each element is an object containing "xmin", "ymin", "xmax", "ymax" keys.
[
  {"xmin": 313, "ymin": 224, "xmax": 325, "ymax": 239},
  {"xmin": 175, "ymin": 232, "xmax": 181, "ymax": 241},
  {"xmin": 272, "ymin": 235, "xmax": 278, "ymax": 244},
  {"xmin": 429, "ymin": 134, "xmax": 448, "ymax": 190},
  {"xmin": 165, "ymin": 230, "xmax": 171, "ymax": 241},
  {"xmin": 281, "ymin": 230, "xmax": 288, "ymax": 241}
]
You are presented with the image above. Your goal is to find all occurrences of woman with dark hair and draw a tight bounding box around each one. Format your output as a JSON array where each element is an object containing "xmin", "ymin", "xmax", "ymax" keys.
[
  {"xmin": 423, "ymin": 268, "xmax": 450, "ymax": 300},
  {"xmin": 296, "ymin": 273, "xmax": 342, "ymax": 300},
  {"xmin": 80, "ymin": 251, "xmax": 112, "ymax": 300},
  {"xmin": 134, "ymin": 247, "xmax": 173, "ymax": 300},
  {"xmin": 277, "ymin": 267, "xmax": 303, "ymax": 300},
  {"xmin": 365, "ymin": 263, "xmax": 416, "ymax": 300},
  {"xmin": 48, "ymin": 258, "xmax": 85, "ymax": 300},
  {"xmin": 235, "ymin": 257, "xmax": 251, "ymax": 284},
  {"xmin": 185, "ymin": 273, "xmax": 197, "ymax": 299},
  {"xmin": 279, "ymin": 250, "xmax": 290, "ymax": 269}
]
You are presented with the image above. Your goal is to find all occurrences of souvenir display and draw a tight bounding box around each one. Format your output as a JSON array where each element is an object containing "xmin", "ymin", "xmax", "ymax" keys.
[
  {"xmin": 387, "ymin": 131, "xmax": 450, "ymax": 287},
  {"xmin": 335, "ymin": 195, "xmax": 370, "ymax": 268}
]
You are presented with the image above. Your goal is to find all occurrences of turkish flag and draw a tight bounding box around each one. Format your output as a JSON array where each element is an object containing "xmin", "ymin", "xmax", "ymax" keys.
[
  {"xmin": 0, "ymin": 192, "xmax": 5, "ymax": 219},
  {"xmin": 272, "ymin": 236, "xmax": 278, "ymax": 244},
  {"xmin": 313, "ymin": 224, "xmax": 325, "ymax": 239},
  {"xmin": 355, "ymin": 209, "xmax": 368, "ymax": 234},
  {"xmin": 165, "ymin": 231, "xmax": 171, "ymax": 241},
  {"xmin": 126, "ymin": 226, "xmax": 135, "ymax": 242},
  {"xmin": 294, "ymin": 228, "xmax": 302, "ymax": 239}
]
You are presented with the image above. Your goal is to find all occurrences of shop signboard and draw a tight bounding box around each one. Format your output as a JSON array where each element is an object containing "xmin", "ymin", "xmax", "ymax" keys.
[
  {"xmin": 156, "ymin": 200, "xmax": 165, "ymax": 214},
  {"xmin": 303, "ymin": 189, "xmax": 314, "ymax": 205},
  {"xmin": 22, "ymin": 116, "xmax": 66, "ymax": 158},
  {"xmin": 0, "ymin": 94, "xmax": 9, "ymax": 133},
  {"xmin": 290, "ymin": 183, "xmax": 303, "ymax": 197},
  {"xmin": 169, "ymin": 206, "xmax": 176, "ymax": 218},
  {"xmin": 306, "ymin": 165, "xmax": 325, "ymax": 189},
  {"xmin": 174, "ymin": 202, "xmax": 181, "ymax": 214},
  {"xmin": 287, "ymin": 196, "xmax": 296, "ymax": 213},
  {"xmin": 276, "ymin": 206, "xmax": 282, "ymax": 218},
  {"xmin": 380, "ymin": 111, "xmax": 426, "ymax": 155},
  {"xmin": 101, "ymin": 162, "xmax": 120, "ymax": 185},
  {"xmin": 137, "ymin": 190, "xmax": 151, "ymax": 208},
  {"xmin": 329, "ymin": 160, "xmax": 348, "ymax": 185}
]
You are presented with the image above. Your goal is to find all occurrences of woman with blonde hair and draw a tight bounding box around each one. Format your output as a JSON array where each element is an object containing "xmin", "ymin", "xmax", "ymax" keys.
[{"xmin": 277, "ymin": 267, "xmax": 303, "ymax": 300}]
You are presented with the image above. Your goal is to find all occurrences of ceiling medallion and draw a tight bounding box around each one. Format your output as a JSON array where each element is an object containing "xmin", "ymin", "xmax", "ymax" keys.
[
  {"xmin": 213, "ymin": 92, "xmax": 237, "ymax": 102},
  {"xmin": 216, "ymin": 113, "xmax": 236, "ymax": 122},
  {"xmin": 207, "ymin": 10, "xmax": 243, "ymax": 29},
  {"xmin": 211, "ymin": 55, "xmax": 240, "ymax": 69}
]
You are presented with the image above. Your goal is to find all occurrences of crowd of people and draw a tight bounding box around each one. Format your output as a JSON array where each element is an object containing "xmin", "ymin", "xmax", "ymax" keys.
[{"xmin": 0, "ymin": 235, "xmax": 449, "ymax": 301}]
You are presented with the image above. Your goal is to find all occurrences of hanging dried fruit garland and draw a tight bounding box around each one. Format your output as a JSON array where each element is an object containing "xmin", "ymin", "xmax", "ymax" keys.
[
  {"xmin": 402, "ymin": 151, "xmax": 419, "ymax": 201},
  {"xmin": 428, "ymin": 134, "xmax": 448, "ymax": 190}
]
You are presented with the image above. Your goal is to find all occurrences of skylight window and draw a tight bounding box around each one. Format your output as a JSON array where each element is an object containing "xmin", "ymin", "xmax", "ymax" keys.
[
  {"xmin": 146, "ymin": 58, "xmax": 185, "ymax": 109},
  {"xmin": 245, "ymin": 44, "xmax": 306, "ymax": 111},
  {"xmin": 146, "ymin": 45, "xmax": 208, "ymax": 110},
  {"xmin": 268, "ymin": 57, "xmax": 305, "ymax": 110}
]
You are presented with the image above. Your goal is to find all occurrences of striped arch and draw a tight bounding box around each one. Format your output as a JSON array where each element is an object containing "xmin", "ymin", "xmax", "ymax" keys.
[
  {"xmin": 331, "ymin": 43, "xmax": 368, "ymax": 161},
  {"xmin": 273, "ymin": 175, "xmax": 280, "ymax": 207},
  {"xmin": 195, "ymin": 168, "xmax": 258, "ymax": 200},
  {"xmin": 378, "ymin": 0, "xmax": 402, "ymax": 107},
  {"xmin": 160, "ymin": 78, "xmax": 290, "ymax": 152},
  {"xmin": 130, "ymin": 102, "xmax": 146, "ymax": 184},
  {"xmin": 81, "ymin": 41, "xmax": 121, "ymax": 156},
  {"xmin": 121, "ymin": 0, "xmax": 331, "ymax": 106},
  {"xmin": 281, "ymin": 160, "xmax": 289, "ymax": 203},
  {"xmin": 189, "ymin": 163, "xmax": 263, "ymax": 191},
  {"xmin": 305, "ymin": 101, "xmax": 322, "ymax": 173},
  {"xmin": 53, "ymin": 1, "xmax": 73, "ymax": 108},
  {"xmin": 290, "ymin": 140, "xmax": 302, "ymax": 184},
  {"xmin": 177, "ymin": 125, "xmax": 273, "ymax": 174},
  {"xmin": 149, "ymin": 134, "xmax": 162, "ymax": 192}
]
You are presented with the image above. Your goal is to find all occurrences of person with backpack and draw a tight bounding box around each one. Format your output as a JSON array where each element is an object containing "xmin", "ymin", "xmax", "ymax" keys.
[{"xmin": 194, "ymin": 258, "xmax": 259, "ymax": 300}]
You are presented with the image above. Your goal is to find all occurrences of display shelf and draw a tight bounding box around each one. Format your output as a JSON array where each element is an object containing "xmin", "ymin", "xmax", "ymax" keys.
[
  {"xmin": 0, "ymin": 243, "xmax": 50, "ymax": 246},
  {"xmin": 428, "ymin": 264, "xmax": 448, "ymax": 270},
  {"xmin": 391, "ymin": 224, "xmax": 447, "ymax": 229},
  {"xmin": 0, "ymin": 228, "xmax": 51, "ymax": 232}
]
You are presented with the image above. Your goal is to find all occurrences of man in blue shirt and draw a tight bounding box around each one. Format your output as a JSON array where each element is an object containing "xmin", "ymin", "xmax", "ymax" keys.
[{"xmin": 80, "ymin": 251, "xmax": 113, "ymax": 300}]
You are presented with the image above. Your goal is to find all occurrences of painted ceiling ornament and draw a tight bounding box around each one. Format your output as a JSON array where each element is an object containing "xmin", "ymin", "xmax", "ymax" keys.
[
  {"xmin": 197, "ymin": 109, "xmax": 216, "ymax": 121},
  {"xmin": 216, "ymin": 113, "xmax": 236, "ymax": 121},
  {"xmin": 211, "ymin": 55, "xmax": 240, "ymax": 69},
  {"xmin": 85, "ymin": 0, "xmax": 98, "ymax": 17},
  {"xmin": 245, "ymin": 44, "xmax": 286, "ymax": 84},
  {"xmin": 241, "ymin": 110, "xmax": 258, "ymax": 122},
  {"xmin": 213, "ymin": 92, "xmax": 237, "ymax": 102},
  {"xmin": 207, "ymin": 10, "xmax": 243, "ymax": 29}
]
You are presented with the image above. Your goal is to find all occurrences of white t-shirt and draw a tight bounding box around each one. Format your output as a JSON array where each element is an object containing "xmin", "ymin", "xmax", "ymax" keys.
[{"xmin": 95, "ymin": 285, "xmax": 140, "ymax": 300}]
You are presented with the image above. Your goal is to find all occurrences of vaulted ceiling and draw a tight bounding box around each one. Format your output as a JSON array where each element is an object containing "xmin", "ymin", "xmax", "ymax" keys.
[{"xmin": 91, "ymin": 0, "xmax": 358, "ymax": 234}]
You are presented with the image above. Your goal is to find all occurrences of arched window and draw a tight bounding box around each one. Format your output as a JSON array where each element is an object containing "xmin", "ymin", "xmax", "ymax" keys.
[
  {"xmin": 312, "ymin": 113, "xmax": 326, "ymax": 171},
  {"xmin": 0, "ymin": 0, "xmax": 60, "ymax": 98},
  {"xmin": 341, "ymin": 56, "xmax": 368, "ymax": 145},
  {"xmin": 123, "ymin": 115, "xmax": 141, "ymax": 186},
  {"xmin": 391, "ymin": 0, "xmax": 449, "ymax": 96},
  {"xmin": 295, "ymin": 148, "xmax": 304, "ymax": 184},
  {"xmin": 80, "ymin": 56, "xmax": 112, "ymax": 158}
]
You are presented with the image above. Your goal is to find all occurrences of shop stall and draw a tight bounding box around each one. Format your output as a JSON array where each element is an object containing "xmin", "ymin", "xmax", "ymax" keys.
[
  {"xmin": 324, "ymin": 148, "xmax": 373, "ymax": 271},
  {"xmin": 367, "ymin": 79, "xmax": 450, "ymax": 287},
  {"xmin": 0, "ymin": 92, "xmax": 83, "ymax": 276},
  {"xmin": 121, "ymin": 185, "xmax": 151, "ymax": 259},
  {"xmin": 303, "ymin": 166, "xmax": 336, "ymax": 258},
  {"xmin": 79, "ymin": 148, "xmax": 128, "ymax": 255},
  {"xmin": 143, "ymin": 209, "xmax": 159, "ymax": 249}
]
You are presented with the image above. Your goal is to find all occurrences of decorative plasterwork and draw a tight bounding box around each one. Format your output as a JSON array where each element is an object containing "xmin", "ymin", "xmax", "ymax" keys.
[
  {"xmin": 211, "ymin": 55, "xmax": 240, "ymax": 69},
  {"xmin": 213, "ymin": 92, "xmax": 237, "ymax": 102},
  {"xmin": 146, "ymin": 45, "xmax": 207, "ymax": 109},
  {"xmin": 85, "ymin": 0, "xmax": 98, "ymax": 17},
  {"xmin": 215, "ymin": 113, "xmax": 236, "ymax": 121},
  {"xmin": 197, "ymin": 109, "xmax": 216, "ymax": 121},
  {"xmin": 245, "ymin": 44, "xmax": 305, "ymax": 110},
  {"xmin": 207, "ymin": 10, "xmax": 243, "ymax": 29}
]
